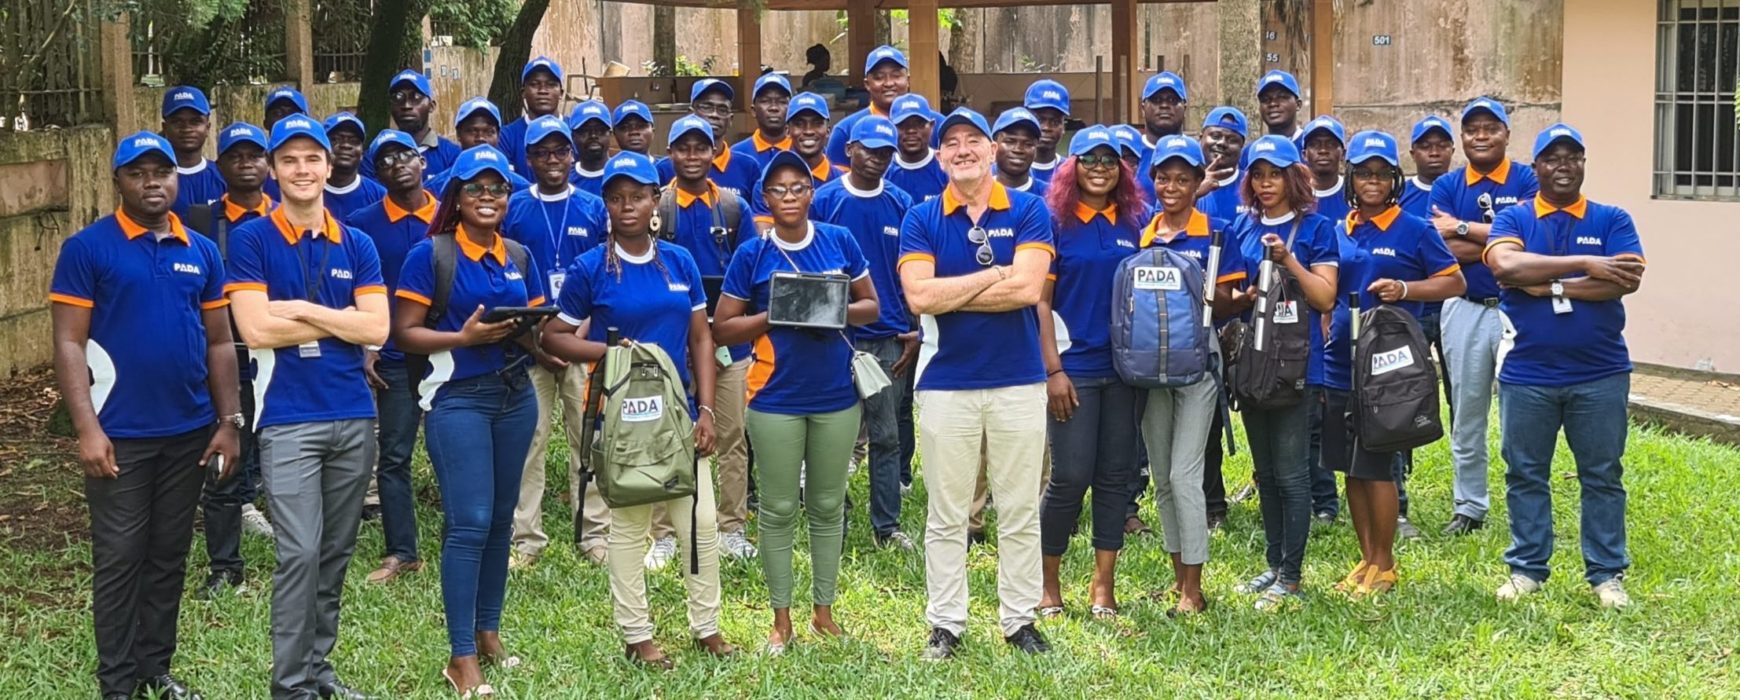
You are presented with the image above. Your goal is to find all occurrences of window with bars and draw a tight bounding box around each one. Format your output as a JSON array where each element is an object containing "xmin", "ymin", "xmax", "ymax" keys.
[{"xmin": 1657, "ymin": 0, "xmax": 1740, "ymax": 200}]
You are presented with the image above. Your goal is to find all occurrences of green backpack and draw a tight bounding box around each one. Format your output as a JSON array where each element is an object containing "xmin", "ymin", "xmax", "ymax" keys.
[{"xmin": 581, "ymin": 340, "xmax": 697, "ymax": 508}]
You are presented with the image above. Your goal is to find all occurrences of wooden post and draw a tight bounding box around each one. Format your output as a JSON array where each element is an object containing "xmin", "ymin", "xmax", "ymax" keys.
[
  {"xmin": 847, "ymin": 0, "xmax": 877, "ymax": 87},
  {"xmin": 736, "ymin": 4, "xmax": 762, "ymax": 100},
  {"xmin": 98, "ymin": 12, "xmax": 136, "ymax": 135},
  {"xmin": 1310, "ymin": 0, "xmax": 1334, "ymax": 117},
  {"xmin": 1217, "ymin": 0, "xmax": 1263, "ymax": 122},
  {"xmin": 909, "ymin": 0, "xmax": 941, "ymax": 107},
  {"xmin": 1110, "ymin": 0, "xmax": 1140, "ymax": 125},
  {"xmin": 284, "ymin": 0, "xmax": 315, "ymax": 89}
]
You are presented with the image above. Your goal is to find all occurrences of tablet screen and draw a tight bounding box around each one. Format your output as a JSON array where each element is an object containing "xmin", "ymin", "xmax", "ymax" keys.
[{"xmin": 767, "ymin": 272, "xmax": 849, "ymax": 329}]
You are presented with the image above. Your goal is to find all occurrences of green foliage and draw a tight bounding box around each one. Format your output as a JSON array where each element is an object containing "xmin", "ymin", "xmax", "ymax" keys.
[
  {"xmin": 644, "ymin": 55, "xmax": 716, "ymax": 78},
  {"xmin": 121, "ymin": 0, "xmax": 287, "ymax": 86},
  {"xmin": 429, "ymin": 0, "xmax": 517, "ymax": 49}
]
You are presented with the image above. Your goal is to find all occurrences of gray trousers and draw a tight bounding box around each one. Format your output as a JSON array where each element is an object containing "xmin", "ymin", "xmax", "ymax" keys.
[
  {"xmin": 1440, "ymin": 297, "xmax": 1503, "ymax": 521},
  {"xmin": 261, "ymin": 419, "xmax": 376, "ymax": 700},
  {"xmin": 1141, "ymin": 374, "xmax": 1218, "ymax": 566}
]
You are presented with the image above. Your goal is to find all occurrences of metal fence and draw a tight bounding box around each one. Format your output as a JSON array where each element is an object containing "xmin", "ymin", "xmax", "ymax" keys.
[
  {"xmin": 313, "ymin": 0, "xmax": 373, "ymax": 83},
  {"xmin": 131, "ymin": 0, "xmax": 288, "ymax": 87},
  {"xmin": 0, "ymin": 0, "xmax": 106, "ymax": 131}
]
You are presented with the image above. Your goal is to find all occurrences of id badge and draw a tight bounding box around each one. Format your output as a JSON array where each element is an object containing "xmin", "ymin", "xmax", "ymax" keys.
[
  {"xmin": 1552, "ymin": 295, "xmax": 1573, "ymax": 315},
  {"xmin": 548, "ymin": 271, "xmax": 566, "ymax": 300},
  {"xmin": 1274, "ymin": 300, "xmax": 1300, "ymax": 324},
  {"xmin": 298, "ymin": 341, "xmax": 322, "ymax": 359}
]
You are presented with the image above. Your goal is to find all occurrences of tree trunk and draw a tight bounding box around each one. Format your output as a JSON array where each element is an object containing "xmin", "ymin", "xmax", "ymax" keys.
[
  {"xmin": 949, "ymin": 9, "xmax": 979, "ymax": 76},
  {"xmin": 489, "ymin": 0, "xmax": 553, "ymax": 122},
  {"xmin": 356, "ymin": 0, "xmax": 431, "ymax": 133},
  {"xmin": 653, "ymin": 6, "xmax": 676, "ymax": 75}
]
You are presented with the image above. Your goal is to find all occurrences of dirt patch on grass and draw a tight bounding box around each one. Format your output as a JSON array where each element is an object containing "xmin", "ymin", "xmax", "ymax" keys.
[{"xmin": 0, "ymin": 365, "xmax": 88, "ymax": 551}]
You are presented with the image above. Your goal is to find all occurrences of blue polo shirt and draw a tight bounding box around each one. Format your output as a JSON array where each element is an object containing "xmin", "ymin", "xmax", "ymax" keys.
[
  {"xmin": 501, "ymin": 184, "xmax": 608, "ymax": 297},
  {"xmin": 214, "ymin": 194, "xmax": 273, "ymax": 230},
  {"xmin": 1029, "ymin": 153, "xmax": 1064, "ymax": 190},
  {"xmin": 897, "ymin": 183, "xmax": 1056, "ymax": 391},
  {"xmin": 1486, "ymin": 197, "xmax": 1644, "ymax": 387},
  {"xmin": 1399, "ymin": 176, "xmax": 1434, "ymax": 219},
  {"xmin": 172, "ymin": 159, "xmax": 227, "ymax": 222},
  {"xmin": 569, "ymin": 163, "xmax": 606, "ymax": 197},
  {"xmin": 1322, "ymin": 207, "xmax": 1461, "ymax": 391},
  {"xmin": 723, "ymin": 222, "xmax": 870, "ymax": 415},
  {"xmin": 1198, "ymin": 172, "xmax": 1246, "ymax": 224},
  {"xmin": 886, "ymin": 151, "xmax": 948, "ymax": 203},
  {"xmin": 748, "ymin": 157, "xmax": 848, "ymax": 221},
  {"xmin": 730, "ymin": 130, "xmax": 794, "ymax": 171},
  {"xmin": 396, "ymin": 229, "xmax": 546, "ymax": 409},
  {"xmin": 347, "ymin": 192, "xmax": 436, "ymax": 362},
  {"xmin": 224, "ymin": 208, "xmax": 386, "ymax": 429},
  {"xmin": 1313, "ymin": 177, "xmax": 1351, "ymax": 225},
  {"xmin": 661, "ymin": 182, "xmax": 754, "ymax": 362},
  {"xmin": 49, "ymin": 211, "xmax": 229, "ymax": 439},
  {"xmin": 1049, "ymin": 204, "xmax": 1142, "ymax": 378},
  {"xmin": 1235, "ymin": 211, "xmax": 1340, "ymax": 386},
  {"xmin": 1429, "ymin": 158, "xmax": 1539, "ymax": 300},
  {"xmin": 556, "ymin": 241, "xmax": 708, "ymax": 417},
  {"xmin": 812, "ymin": 177, "xmax": 913, "ymax": 340},
  {"xmin": 827, "ymin": 104, "xmax": 890, "ymax": 165},
  {"xmin": 656, "ymin": 146, "xmax": 763, "ymax": 203},
  {"xmin": 361, "ymin": 132, "xmax": 461, "ymax": 185},
  {"xmin": 1139, "ymin": 209, "xmax": 1248, "ymax": 285},
  {"xmin": 324, "ymin": 176, "xmax": 387, "ymax": 224},
  {"xmin": 498, "ymin": 116, "xmax": 560, "ymax": 180}
]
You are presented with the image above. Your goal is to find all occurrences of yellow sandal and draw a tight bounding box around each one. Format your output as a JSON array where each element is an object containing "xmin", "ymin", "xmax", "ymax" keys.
[
  {"xmin": 1357, "ymin": 567, "xmax": 1398, "ymax": 596},
  {"xmin": 1335, "ymin": 561, "xmax": 1371, "ymax": 593}
]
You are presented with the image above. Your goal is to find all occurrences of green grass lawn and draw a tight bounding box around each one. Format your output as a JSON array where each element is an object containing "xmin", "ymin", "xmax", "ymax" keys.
[{"xmin": 3, "ymin": 415, "xmax": 1738, "ymax": 698}]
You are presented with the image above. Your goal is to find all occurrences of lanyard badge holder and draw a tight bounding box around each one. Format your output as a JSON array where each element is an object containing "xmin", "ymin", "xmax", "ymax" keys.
[{"xmin": 299, "ymin": 228, "xmax": 334, "ymax": 359}]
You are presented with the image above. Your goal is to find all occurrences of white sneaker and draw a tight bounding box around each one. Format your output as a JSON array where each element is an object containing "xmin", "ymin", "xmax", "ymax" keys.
[
  {"xmin": 644, "ymin": 536, "xmax": 678, "ymax": 570},
  {"xmin": 1593, "ymin": 577, "xmax": 1632, "ymax": 609},
  {"xmin": 721, "ymin": 530, "xmax": 758, "ymax": 559},
  {"xmin": 241, "ymin": 504, "xmax": 275, "ymax": 539},
  {"xmin": 1496, "ymin": 573, "xmax": 1542, "ymax": 602}
]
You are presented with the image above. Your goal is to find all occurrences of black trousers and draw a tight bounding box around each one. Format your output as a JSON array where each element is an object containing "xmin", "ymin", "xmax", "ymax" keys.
[
  {"xmin": 202, "ymin": 378, "xmax": 257, "ymax": 576},
  {"xmin": 87, "ymin": 426, "xmax": 211, "ymax": 696}
]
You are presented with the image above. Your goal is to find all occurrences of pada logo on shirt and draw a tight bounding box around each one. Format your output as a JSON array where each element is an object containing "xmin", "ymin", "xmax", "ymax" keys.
[
  {"xmin": 1576, "ymin": 236, "xmax": 1603, "ymax": 246},
  {"xmin": 985, "ymin": 227, "xmax": 1015, "ymax": 239},
  {"xmin": 1372, "ymin": 247, "xmax": 1397, "ymax": 257},
  {"xmin": 621, "ymin": 395, "xmax": 664, "ymax": 423},
  {"xmin": 567, "ymin": 226, "xmax": 591, "ymax": 238},
  {"xmin": 1115, "ymin": 239, "xmax": 1137, "ymax": 249},
  {"xmin": 668, "ymin": 282, "xmax": 691, "ymax": 293},
  {"xmin": 882, "ymin": 226, "xmax": 900, "ymax": 237},
  {"xmin": 506, "ymin": 271, "xmax": 524, "ymax": 281},
  {"xmin": 1371, "ymin": 345, "xmax": 1416, "ymax": 376},
  {"xmin": 173, "ymin": 262, "xmax": 202, "ymax": 275},
  {"xmin": 329, "ymin": 268, "xmax": 353, "ymax": 280}
]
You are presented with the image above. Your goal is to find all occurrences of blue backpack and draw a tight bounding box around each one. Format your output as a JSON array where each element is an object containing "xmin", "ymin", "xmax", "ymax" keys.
[{"xmin": 1110, "ymin": 246, "xmax": 1211, "ymax": 388}]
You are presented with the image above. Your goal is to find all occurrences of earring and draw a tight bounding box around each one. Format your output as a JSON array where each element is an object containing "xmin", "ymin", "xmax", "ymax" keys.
[{"xmin": 649, "ymin": 210, "xmax": 663, "ymax": 234}]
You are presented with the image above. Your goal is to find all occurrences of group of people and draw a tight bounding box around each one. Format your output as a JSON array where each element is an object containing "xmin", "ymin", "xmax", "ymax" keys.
[{"xmin": 53, "ymin": 44, "xmax": 1648, "ymax": 699}]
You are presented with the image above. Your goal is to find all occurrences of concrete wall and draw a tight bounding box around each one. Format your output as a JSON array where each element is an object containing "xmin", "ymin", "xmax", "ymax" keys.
[{"xmin": 1563, "ymin": 1, "xmax": 1740, "ymax": 373}]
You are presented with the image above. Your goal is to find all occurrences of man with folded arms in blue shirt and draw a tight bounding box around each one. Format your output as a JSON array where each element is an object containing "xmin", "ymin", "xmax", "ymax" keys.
[
  {"xmin": 162, "ymin": 86, "xmax": 225, "ymax": 221},
  {"xmin": 53, "ymin": 131, "xmax": 242, "ymax": 700},
  {"xmin": 1484, "ymin": 123, "xmax": 1644, "ymax": 610},
  {"xmin": 225, "ymin": 116, "xmax": 391, "ymax": 700},
  {"xmin": 827, "ymin": 45, "xmax": 911, "ymax": 166}
]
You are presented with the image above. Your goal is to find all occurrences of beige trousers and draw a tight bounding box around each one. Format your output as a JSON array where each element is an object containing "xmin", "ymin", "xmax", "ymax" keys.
[
  {"xmin": 511, "ymin": 365, "xmax": 612, "ymax": 554},
  {"xmin": 712, "ymin": 358, "xmax": 753, "ymax": 534},
  {"xmin": 609, "ymin": 460, "xmax": 722, "ymax": 644}
]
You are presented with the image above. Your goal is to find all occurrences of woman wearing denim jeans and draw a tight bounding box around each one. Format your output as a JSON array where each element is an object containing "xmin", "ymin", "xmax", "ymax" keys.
[
  {"xmin": 1034, "ymin": 127, "xmax": 1146, "ymax": 618},
  {"xmin": 1229, "ymin": 136, "xmax": 1340, "ymax": 611},
  {"xmin": 391, "ymin": 146, "xmax": 553, "ymax": 696}
]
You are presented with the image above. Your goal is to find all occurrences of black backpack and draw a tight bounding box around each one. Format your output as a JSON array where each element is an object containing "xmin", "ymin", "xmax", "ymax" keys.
[
  {"xmin": 1349, "ymin": 300, "xmax": 1444, "ymax": 453},
  {"xmin": 654, "ymin": 185, "xmax": 746, "ymax": 256},
  {"xmin": 403, "ymin": 232, "xmax": 534, "ymax": 405},
  {"xmin": 186, "ymin": 204, "xmax": 253, "ymax": 380},
  {"xmin": 1226, "ymin": 221, "xmax": 1310, "ymax": 411}
]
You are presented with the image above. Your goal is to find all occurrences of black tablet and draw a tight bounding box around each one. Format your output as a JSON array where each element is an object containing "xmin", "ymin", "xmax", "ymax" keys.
[
  {"xmin": 701, "ymin": 275, "xmax": 726, "ymax": 318},
  {"xmin": 481, "ymin": 306, "xmax": 560, "ymax": 324},
  {"xmin": 767, "ymin": 271, "xmax": 849, "ymax": 329}
]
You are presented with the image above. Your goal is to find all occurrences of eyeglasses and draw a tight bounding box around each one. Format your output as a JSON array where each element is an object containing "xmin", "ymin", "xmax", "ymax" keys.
[
  {"xmin": 389, "ymin": 90, "xmax": 427, "ymax": 106},
  {"xmin": 692, "ymin": 101, "xmax": 733, "ymax": 117},
  {"xmin": 375, "ymin": 149, "xmax": 422, "ymax": 169},
  {"xmin": 1476, "ymin": 192, "xmax": 1495, "ymax": 223},
  {"xmin": 763, "ymin": 183, "xmax": 812, "ymax": 201},
  {"xmin": 527, "ymin": 146, "xmax": 572, "ymax": 162},
  {"xmin": 967, "ymin": 226, "xmax": 995, "ymax": 266},
  {"xmin": 1077, "ymin": 153, "xmax": 1120, "ymax": 169},
  {"xmin": 1351, "ymin": 167, "xmax": 1395, "ymax": 181},
  {"xmin": 461, "ymin": 182, "xmax": 512, "ymax": 197}
]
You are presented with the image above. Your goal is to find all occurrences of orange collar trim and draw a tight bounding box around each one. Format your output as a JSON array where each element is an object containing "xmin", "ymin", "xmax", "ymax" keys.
[
  {"xmin": 1346, "ymin": 205, "xmax": 1402, "ymax": 234},
  {"xmin": 117, "ymin": 209, "xmax": 189, "ymax": 244},
  {"xmin": 456, "ymin": 224, "xmax": 508, "ymax": 264},
  {"xmin": 223, "ymin": 194, "xmax": 272, "ymax": 222},
  {"xmin": 384, "ymin": 190, "xmax": 437, "ymax": 224},
  {"xmin": 672, "ymin": 180, "xmax": 721, "ymax": 208},
  {"xmin": 1465, "ymin": 158, "xmax": 1512, "ymax": 186},
  {"xmin": 1534, "ymin": 195, "xmax": 1588, "ymax": 219},
  {"xmin": 270, "ymin": 207, "xmax": 343, "ymax": 246},
  {"xmin": 752, "ymin": 130, "xmax": 791, "ymax": 152},
  {"xmin": 1138, "ymin": 210, "xmax": 1209, "ymax": 247},
  {"xmin": 941, "ymin": 181, "xmax": 1012, "ymax": 215},
  {"xmin": 1073, "ymin": 202, "xmax": 1117, "ymax": 225}
]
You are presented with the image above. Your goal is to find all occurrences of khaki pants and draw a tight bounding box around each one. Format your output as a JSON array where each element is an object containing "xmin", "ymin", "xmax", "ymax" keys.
[
  {"xmin": 969, "ymin": 440, "xmax": 1050, "ymax": 533},
  {"xmin": 511, "ymin": 365, "xmax": 612, "ymax": 555},
  {"xmin": 713, "ymin": 358, "xmax": 752, "ymax": 534},
  {"xmin": 609, "ymin": 461, "xmax": 722, "ymax": 644},
  {"xmin": 919, "ymin": 384, "xmax": 1046, "ymax": 638}
]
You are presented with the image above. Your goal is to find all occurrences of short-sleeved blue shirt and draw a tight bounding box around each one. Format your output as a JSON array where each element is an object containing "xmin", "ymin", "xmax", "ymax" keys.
[
  {"xmin": 1486, "ymin": 197, "xmax": 1644, "ymax": 387},
  {"xmin": 501, "ymin": 184, "xmax": 608, "ymax": 295},
  {"xmin": 556, "ymin": 241, "xmax": 708, "ymax": 416},
  {"xmin": 1313, "ymin": 178, "xmax": 1351, "ymax": 225},
  {"xmin": 347, "ymin": 192, "xmax": 436, "ymax": 362},
  {"xmin": 172, "ymin": 159, "xmax": 227, "ymax": 222},
  {"xmin": 224, "ymin": 208, "xmax": 386, "ymax": 429},
  {"xmin": 396, "ymin": 229, "xmax": 546, "ymax": 409},
  {"xmin": 1235, "ymin": 211, "xmax": 1340, "ymax": 386},
  {"xmin": 50, "ymin": 211, "xmax": 229, "ymax": 438},
  {"xmin": 1048, "ymin": 204, "xmax": 1142, "ymax": 378},
  {"xmin": 730, "ymin": 130, "xmax": 793, "ymax": 171},
  {"xmin": 660, "ymin": 182, "xmax": 754, "ymax": 362},
  {"xmin": 656, "ymin": 146, "xmax": 763, "ymax": 203},
  {"xmin": 1399, "ymin": 176, "xmax": 1434, "ymax": 219},
  {"xmin": 886, "ymin": 151, "xmax": 948, "ymax": 203},
  {"xmin": 324, "ymin": 176, "xmax": 387, "ymax": 224},
  {"xmin": 724, "ymin": 222, "xmax": 870, "ymax": 415},
  {"xmin": 569, "ymin": 163, "xmax": 606, "ymax": 197},
  {"xmin": 811, "ymin": 176, "xmax": 914, "ymax": 339},
  {"xmin": 1198, "ymin": 171, "xmax": 1246, "ymax": 224},
  {"xmin": 1429, "ymin": 158, "xmax": 1540, "ymax": 300},
  {"xmin": 1322, "ymin": 207, "xmax": 1461, "ymax": 391},
  {"xmin": 898, "ymin": 183, "xmax": 1056, "ymax": 391}
]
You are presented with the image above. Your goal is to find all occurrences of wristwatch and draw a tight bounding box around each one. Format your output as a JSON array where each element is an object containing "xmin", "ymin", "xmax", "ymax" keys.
[
  {"xmin": 1550, "ymin": 280, "xmax": 1565, "ymax": 297},
  {"xmin": 220, "ymin": 413, "xmax": 246, "ymax": 430},
  {"xmin": 1455, "ymin": 221, "xmax": 1470, "ymax": 237}
]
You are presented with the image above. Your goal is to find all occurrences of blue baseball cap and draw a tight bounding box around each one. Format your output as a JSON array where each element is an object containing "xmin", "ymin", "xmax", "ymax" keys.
[
  {"xmin": 1411, "ymin": 115, "xmax": 1454, "ymax": 145},
  {"xmin": 113, "ymin": 131, "xmax": 176, "ymax": 170},
  {"xmin": 992, "ymin": 107, "xmax": 1041, "ymax": 137},
  {"xmin": 1111, "ymin": 125, "xmax": 1148, "ymax": 161},
  {"xmin": 322, "ymin": 111, "xmax": 365, "ymax": 137},
  {"xmin": 788, "ymin": 92, "xmax": 830, "ymax": 121},
  {"xmin": 1532, "ymin": 122, "xmax": 1586, "ymax": 159},
  {"xmin": 668, "ymin": 114, "xmax": 716, "ymax": 147},
  {"xmin": 1243, "ymin": 134, "xmax": 1301, "ymax": 170},
  {"xmin": 1298, "ymin": 115, "xmax": 1347, "ymax": 147},
  {"xmin": 865, "ymin": 45, "xmax": 909, "ymax": 74},
  {"xmin": 267, "ymin": 114, "xmax": 332, "ymax": 153},
  {"xmin": 689, "ymin": 78, "xmax": 735, "ymax": 103},
  {"xmin": 525, "ymin": 115, "xmax": 573, "ymax": 151},
  {"xmin": 1151, "ymin": 133, "xmax": 1206, "ymax": 170},
  {"xmin": 1347, "ymin": 130, "xmax": 1400, "ymax": 167},
  {"xmin": 937, "ymin": 107, "xmax": 992, "ymax": 142},
  {"xmin": 601, "ymin": 151, "xmax": 659, "ymax": 190},
  {"xmin": 1461, "ymin": 96, "xmax": 1510, "ymax": 127},
  {"xmin": 759, "ymin": 149, "xmax": 815, "ymax": 193},
  {"xmin": 891, "ymin": 94, "xmax": 939, "ymax": 125},
  {"xmin": 389, "ymin": 69, "xmax": 433, "ymax": 98},
  {"xmin": 1066, "ymin": 125, "xmax": 1117, "ymax": 157},
  {"xmin": 162, "ymin": 86, "xmax": 210, "ymax": 117},
  {"xmin": 568, "ymin": 100, "xmax": 611, "ymax": 130},
  {"xmin": 217, "ymin": 122, "xmax": 268, "ymax": 155},
  {"xmin": 1024, "ymin": 80, "xmax": 1071, "ymax": 116},
  {"xmin": 1257, "ymin": 70, "xmax": 1301, "ymax": 99},
  {"xmin": 752, "ymin": 72, "xmax": 793, "ymax": 99},
  {"xmin": 365, "ymin": 129, "xmax": 418, "ymax": 164},
  {"xmin": 1202, "ymin": 106, "xmax": 1249, "ymax": 139},
  {"xmin": 849, "ymin": 115, "xmax": 899, "ymax": 150},
  {"xmin": 454, "ymin": 97, "xmax": 502, "ymax": 128},
  {"xmin": 264, "ymin": 85, "xmax": 309, "ymax": 114},
  {"xmin": 1143, "ymin": 72, "xmax": 1188, "ymax": 101},
  {"xmin": 520, "ymin": 56, "xmax": 563, "ymax": 83},
  {"xmin": 611, "ymin": 100, "xmax": 652, "ymax": 127},
  {"xmin": 448, "ymin": 145, "xmax": 513, "ymax": 184}
]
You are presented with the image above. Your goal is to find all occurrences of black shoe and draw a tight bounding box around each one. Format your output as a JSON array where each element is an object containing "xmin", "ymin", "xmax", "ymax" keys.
[
  {"xmin": 1442, "ymin": 514, "xmax": 1485, "ymax": 536},
  {"xmin": 359, "ymin": 504, "xmax": 382, "ymax": 522},
  {"xmin": 318, "ymin": 680, "xmax": 379, "ymax": 700},
  {"xmin": 1004, "ymin": 624, "xmax": 1051, "ymax": 654},
  {"xmin": 198, "ymin": 570, "xmax": 243, "ymax": 599},
  {"xmin": 923, "ymin": 627, "xmax": 961, "ymax": 660},
  {"xmin": 968, "ymin": 529, "xmax": 988, "ymax": 546},
  {"xmin": 135, "ymin": 674, "xmax": 202, "ymax": 699},
  {"xmin": 1206, "ymin": 512, "xmax": 1228, "ymax": 531}
]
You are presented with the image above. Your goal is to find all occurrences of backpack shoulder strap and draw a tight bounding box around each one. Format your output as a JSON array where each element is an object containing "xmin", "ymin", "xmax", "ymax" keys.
[
  {"xmin": 428, "ymin": 233, "xmax": 458, "ymax": 328},
  {"xmin": 655, "ymin": 187, "xmax": 679, "ymax": 242},
  {"xmin": 715, "ymin": 191, "xmax": 745, "ymax": 248},
  {"xmin": 187, "ymin": 204, "xmax": 226, "ymax": 258},
  {"xmin": 500, "ymin": 237, "xmax": 533, "ymax": 291}
]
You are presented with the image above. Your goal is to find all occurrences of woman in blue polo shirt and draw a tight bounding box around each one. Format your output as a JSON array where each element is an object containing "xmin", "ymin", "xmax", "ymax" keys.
[
  {"xmin": 1231, "ymin": 135, "xmax": 1340, "ymax": 610},
  {"xmin": 714, "ymin": 150, "xmax": 879, "ymax": 653},
  {"xmin": 1322, "ymin": 132, "xmax": 1465, "ymax": 597},
  {"xmin": 539, "ymin": 152, "xmax": 735, "ymax": 668},
  {"xmin": 1030, "ymin": 127, "xmax": 1145, "ymax": 619},
  {"xmin": 389, "ymin": 147, "xmax": 545, "ymax": 696},
  {"xmin": 1135, "ymin": 134, "xmax": 1250, "ymax": 616}
]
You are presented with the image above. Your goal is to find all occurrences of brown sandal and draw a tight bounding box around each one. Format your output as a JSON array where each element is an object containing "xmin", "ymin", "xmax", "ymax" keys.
[
  {"xmin": 624, "ymin": 644, "xmax": 673, "ymax": 671},
  {"xmin": 695, "ymin": 634, "xmax": 737, "ymax": 658}
]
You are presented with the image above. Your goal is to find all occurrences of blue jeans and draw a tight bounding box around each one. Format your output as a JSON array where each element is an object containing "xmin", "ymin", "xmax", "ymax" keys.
[
  {"xmin": 860, "ymin": 336, "xmax": 911, "ymax": 537},
  {"xmin": 1042, "ymin": 376, "xmax": 1141, "ymax": 555},
  {"xmin": 1499, "ymin": 373, "xmax": 1631, "ymax": 586},
  {"xmin": 1306, "ymin": 386, "xmax": 1340, "ymax": 516},
  {"xmin": 424, "ymin": 370, "xmax": 538, "ymax": 657},
  {"xmin": 374, "ymin": 359, "xmax": 423, "ymax": 562},
  {"xmin": 1243, "ymin": 401, "xmax": 1312, "ymax": 585}
]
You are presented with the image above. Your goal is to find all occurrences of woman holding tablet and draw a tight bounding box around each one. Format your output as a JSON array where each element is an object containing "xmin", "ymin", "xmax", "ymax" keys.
[
  {"xmin": 714, "ymin": 150, "xmax": 880, "ymax": 654},
  {"xmin": 540, "ymin": 151, "xmax": 735, "ymax": 669}
]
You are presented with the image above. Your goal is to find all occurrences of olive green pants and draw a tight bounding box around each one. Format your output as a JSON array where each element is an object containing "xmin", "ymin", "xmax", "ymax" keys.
[{"xmin": 746, "ymin": 404, "xmax": 862, "ymax": 609}]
